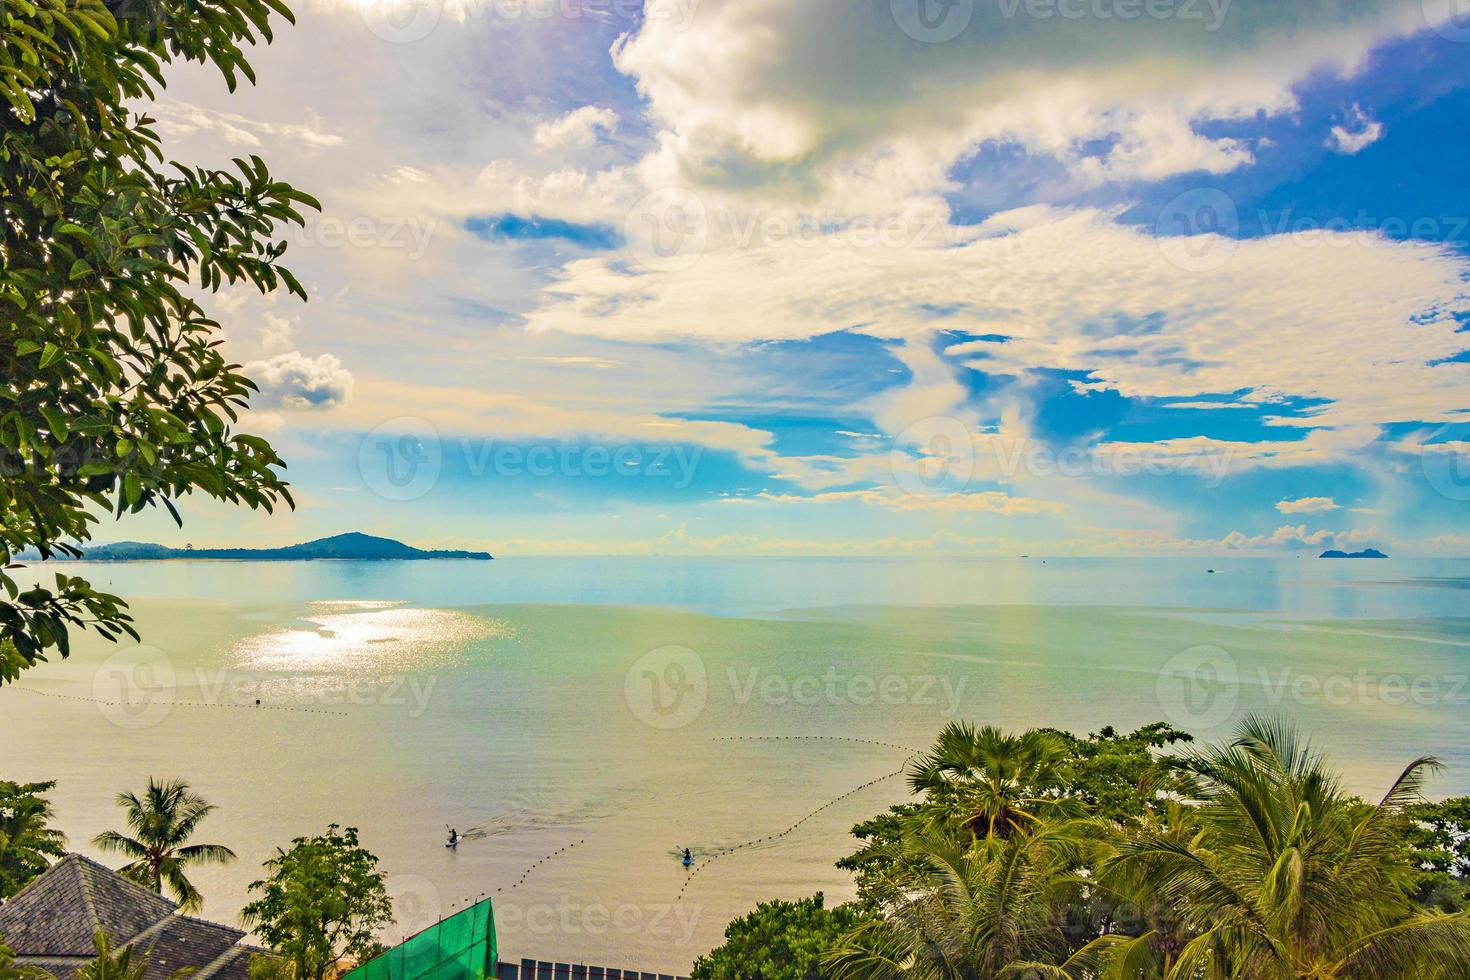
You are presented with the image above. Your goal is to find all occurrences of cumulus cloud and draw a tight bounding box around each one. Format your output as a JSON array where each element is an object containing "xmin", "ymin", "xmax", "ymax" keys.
[
  {"xmin": 1326, "ymin": 104, "xmax": 1384, "ymax": 154},
  {"xmin": 534, "ymin": 106, "xmax": 619, "ymax": 150},
  {"xmin": 247, "ymin": 352, "xmax": 355, "ymax": 410},
  {"xmin": 613, "ymin": 0, "xmax": 1424, "ymax": 201},
  {"xmin": 153, "ymin": 101, "xmax": 343, "ymax": 151},
  {"xmin": 1276, "ymin": 496, "xmax": 1340, "ymax": 514},
  {"xmin": 526, "ymin": 206, "xmax": 1470, "ymax": 431}
]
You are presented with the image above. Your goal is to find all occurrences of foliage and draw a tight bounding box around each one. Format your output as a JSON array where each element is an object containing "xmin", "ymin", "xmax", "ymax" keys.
[
  {"xmin": 241, "ymin": 825, "xmax": 393, "ymax": 980},
  {"xmin": 1403, "ymin": 796, "xmax": 1470, "ymax": 912},
  {"xmin": 1096, "ymin": 716, "xmax": 1470, "ymax": 979},
  {"xmin": 825, "ymin": 822, "xmax": 1093, "ymax": 980},
  {"xmin": 0, "ymin": 939, "xmax": 46, "ymax": 980},
  {"xmin": 74, "ymin": 928, "xmax": 191, "ymax": 980},
  {"xmin": 692, "ymin": 894, "xmax": 868, "ymax": 980},
  {"xmin": 0, "ymin": 0, "xmax": 317, "ymax": 682},
  {"xmin": 92, "ymin": 777, "xmax": 234, "ymax": 912},
  {"xmin": 907, "ymin": 722, "xmax": 1077, "ymax": 839},
  {"xmin": 0, "ymin": 778, "xmax": 65, "ymax": 898},
  {"xmin": 1041, "ymin": 722, "xmax": 1194, "ymax": 826}
]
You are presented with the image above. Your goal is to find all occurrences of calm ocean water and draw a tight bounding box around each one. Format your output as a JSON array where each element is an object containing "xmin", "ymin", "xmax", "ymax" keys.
[{"xmin": 3, "ymin": 557, "xmax": 1468, "ymax": 971}]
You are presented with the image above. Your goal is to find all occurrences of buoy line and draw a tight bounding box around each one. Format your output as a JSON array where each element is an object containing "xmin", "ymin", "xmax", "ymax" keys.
[
  {"xmin": 713, "ymin": 735, "xmax": 923, "ymax": 753},
  {"xmin": 676, "ymin": 755, "xmax": 916, "ymax": 901},
  {"xmin": 495, "ymin": 838, "xmax": 586, "ymax": 893},
  {"xmin": 14, "ymin": 685, "xmax": 349, "ymax": 716}
]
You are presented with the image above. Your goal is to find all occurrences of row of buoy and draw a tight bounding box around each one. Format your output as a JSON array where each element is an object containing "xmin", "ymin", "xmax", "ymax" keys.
[
  {"xmin": 13, "ymin": 685, "xmax": 348, "ymax": 716},
  {"xmin": 676, "ymin": 755, "xmax": 916, "ymax": 901},
  {"xmin": 713, "ymin": 735, "xmax": 922, "ymax": 753},
  {"xmin": 495, "ymin": 838, "xmax": 585, "ymax": 893}
]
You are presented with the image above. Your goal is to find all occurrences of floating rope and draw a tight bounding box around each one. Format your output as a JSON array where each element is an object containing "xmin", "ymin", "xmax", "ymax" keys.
[
  {"xmin": 496, "ymin": 838, "xmax": 586, "ymax": 893},
  {"xmin": 13, "ymin": 685, "xmax": 348, "ymax": 716},
  {"xmin": 713, "ymin": 735, "xmax": 923, "ymax": 753},
  {"xmin": 676, "ymin": 755, "xmax": 916, "ymax": 901}
]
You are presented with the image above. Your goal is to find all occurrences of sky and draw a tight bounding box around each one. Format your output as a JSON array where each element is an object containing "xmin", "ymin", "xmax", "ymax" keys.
[{"xmin": 123, "ymin": 0, "xmax": 1470, "ymax": 556}]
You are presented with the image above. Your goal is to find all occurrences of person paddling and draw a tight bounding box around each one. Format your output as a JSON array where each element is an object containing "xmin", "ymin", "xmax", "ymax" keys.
[
  {"xmin": 448, "ymin": 827, "xmax": 459, "ymax": 848},
  {"xmin": 682, "ymin": 848, "xmax": 693, "ymax": 867}
]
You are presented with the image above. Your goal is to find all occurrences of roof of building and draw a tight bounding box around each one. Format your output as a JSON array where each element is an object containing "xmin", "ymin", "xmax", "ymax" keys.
[{"xmin": 0, "ymin": 854, "xmax": 271, "ymax": 980}]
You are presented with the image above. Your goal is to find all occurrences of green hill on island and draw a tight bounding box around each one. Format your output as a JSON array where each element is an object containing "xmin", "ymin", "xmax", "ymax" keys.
[{"xmin": 20, "ymin": 532, "xmax": 492, "ymax": 562}]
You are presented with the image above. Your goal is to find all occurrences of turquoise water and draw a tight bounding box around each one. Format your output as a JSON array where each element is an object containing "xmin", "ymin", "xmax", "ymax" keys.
[{"xmin": 2, "ymin": 557, "xmax": 1467, "ymax": 971}]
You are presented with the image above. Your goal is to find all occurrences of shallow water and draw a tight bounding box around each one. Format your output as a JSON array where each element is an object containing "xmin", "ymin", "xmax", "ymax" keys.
[{"xmin": 2, "ymin": 557, "xmax": 1467, "ymax": 971}]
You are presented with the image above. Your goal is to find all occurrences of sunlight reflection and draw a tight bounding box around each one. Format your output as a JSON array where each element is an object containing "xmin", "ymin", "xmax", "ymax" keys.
[{"xmin": 230, "ymin": 601, "xmax": 511, "ymax": 671}]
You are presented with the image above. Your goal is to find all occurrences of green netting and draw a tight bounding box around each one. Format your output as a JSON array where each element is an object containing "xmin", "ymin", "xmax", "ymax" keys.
[{"xmin": 347, "ymin": 898, "xmax": 497, "ymax": 980}]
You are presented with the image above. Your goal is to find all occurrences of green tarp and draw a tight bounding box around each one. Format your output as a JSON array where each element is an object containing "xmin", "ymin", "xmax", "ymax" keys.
[{"xmin": 347, "ymin": 898, "xmax": 496, "ymax": 980}]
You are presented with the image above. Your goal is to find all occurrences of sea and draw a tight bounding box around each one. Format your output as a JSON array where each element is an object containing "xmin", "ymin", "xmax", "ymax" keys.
[{"xmin": 2, "ymin": 556, "xmax": 1467, "ymax": 972}]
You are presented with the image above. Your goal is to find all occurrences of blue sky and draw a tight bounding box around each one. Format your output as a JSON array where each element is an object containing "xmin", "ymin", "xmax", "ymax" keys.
[{"xmin": 123, "ymin": 0, "xmax": 1470, "ymax": 555}]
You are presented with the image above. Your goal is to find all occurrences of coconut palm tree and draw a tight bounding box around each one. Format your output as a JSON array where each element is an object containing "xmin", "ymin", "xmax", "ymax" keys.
[
  {"xmin": 0, "ymin": 780, "xmax": 66, "ymax": 898},
  {"xmin": 92, "ymin": 778, "xmax": 235, "ymax": 913},
  {"xmin": 1099, "ymin": 716, "xmax": 1470, "ymax": 979},
  {"xmin": 825, "ymin": 821, "xmax": 1094, "ymax": 979},
  {"xmin": 908, "ymin": 723, "xmax": 1077, "ymax": 839}
]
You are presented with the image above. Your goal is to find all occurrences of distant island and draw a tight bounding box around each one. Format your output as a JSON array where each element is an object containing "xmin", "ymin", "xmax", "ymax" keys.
[
  {"xmin": 19, "ymin": 532, "xmax": 492, "ymax": 562},
  {"xmin": 1319, "ymin": 548, "xmax": 1388, "ymax": 559}
]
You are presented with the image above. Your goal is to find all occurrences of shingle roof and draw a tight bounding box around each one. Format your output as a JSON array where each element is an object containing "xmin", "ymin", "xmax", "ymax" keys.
[{"xmin": 0, "ymin": 854, "xmax": 269, "ymax": 980}]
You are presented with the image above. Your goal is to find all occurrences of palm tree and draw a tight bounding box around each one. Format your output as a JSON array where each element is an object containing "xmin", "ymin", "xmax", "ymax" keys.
[
  {"xmin": 908, "ymin": 723, "xmax": 1077, "ymax": 839},
  {"xmin": 0, "ymin": 780, "xmax": 66, "ymax": 898},
  {"xmin": 73, "ymin": 930, "xmax": 191, "ymax": 980},
  {"xmin": 1099, "ymin": 716, "xmax": 1470, "ymax": 979},
  {"xmin": 825, "ymin": 821, "xmax": 1094, "ymax": 979},
  {"xmin": 92, "ymin": 779, "xmax": 235, "ymax": 913}
]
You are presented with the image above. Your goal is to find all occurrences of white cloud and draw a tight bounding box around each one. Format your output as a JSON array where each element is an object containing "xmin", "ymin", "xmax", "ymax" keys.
[
  {"xmin": 1276, "ymin": 496, "xmax": 1341, "ymax": 514},
  {"xmin": 534, "ymin": 106, "xmax": 619, "ymax": 150},
  {"xmin": 613, "ymin": 0, "xmax": 1423, "ymax": 201},
  {"xmin": 246, "ymin": 352, "xmax": 355, "ymax": 410},
  {"xmin": 1326, "ymin": 104, "xmax": 1384, "ymax": 154},
  {"xmin": 153, "ymin": 101, "xmax": 343, "ymax": 151}
]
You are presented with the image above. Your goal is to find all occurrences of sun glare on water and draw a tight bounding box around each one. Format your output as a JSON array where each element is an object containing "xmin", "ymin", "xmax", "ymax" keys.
[{"xmin": 229, "ymin": 600, "xmax": 509, "ymax": 672}]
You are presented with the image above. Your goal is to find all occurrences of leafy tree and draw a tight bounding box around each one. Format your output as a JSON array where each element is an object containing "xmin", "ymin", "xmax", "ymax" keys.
[
  {"xmin": 907, "ymin": 722, "xmax": 1076, "ymax": 839},
  {"xmin": 0, "ymin": 939, "xmax": 43, "ymax": 980},
  {"xmin": 0, "ymin": 0, "xmax": 317, "ymax": 683},
  {"xmin": 1099, "ymin": 716, "xmax": 1470, "ymax": 978},
  {"xmin": 0, "ymin": 779, "xmax": 66, "ymax": 897},
  {"xmin": 241, "ymin": 825, "xmax": 393, "ymax": 980},
  {"xmin": 692, "ymin": 894, "xmax": 866, "ymax": 980},
  {"xmin": 1403, "ymin": 796, "xmax": 1470, "ymax": 912},
  {"xmin": 825, "ymin": 822, "xmax": 1093, "ymax": 979},
  {"xmin": 93, "ymin": 777, "xmax": 235, "ymax": 912},
  {"xmin": 1043, "ymin": 722, "xmax": 1194, "ymax": 826}
]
